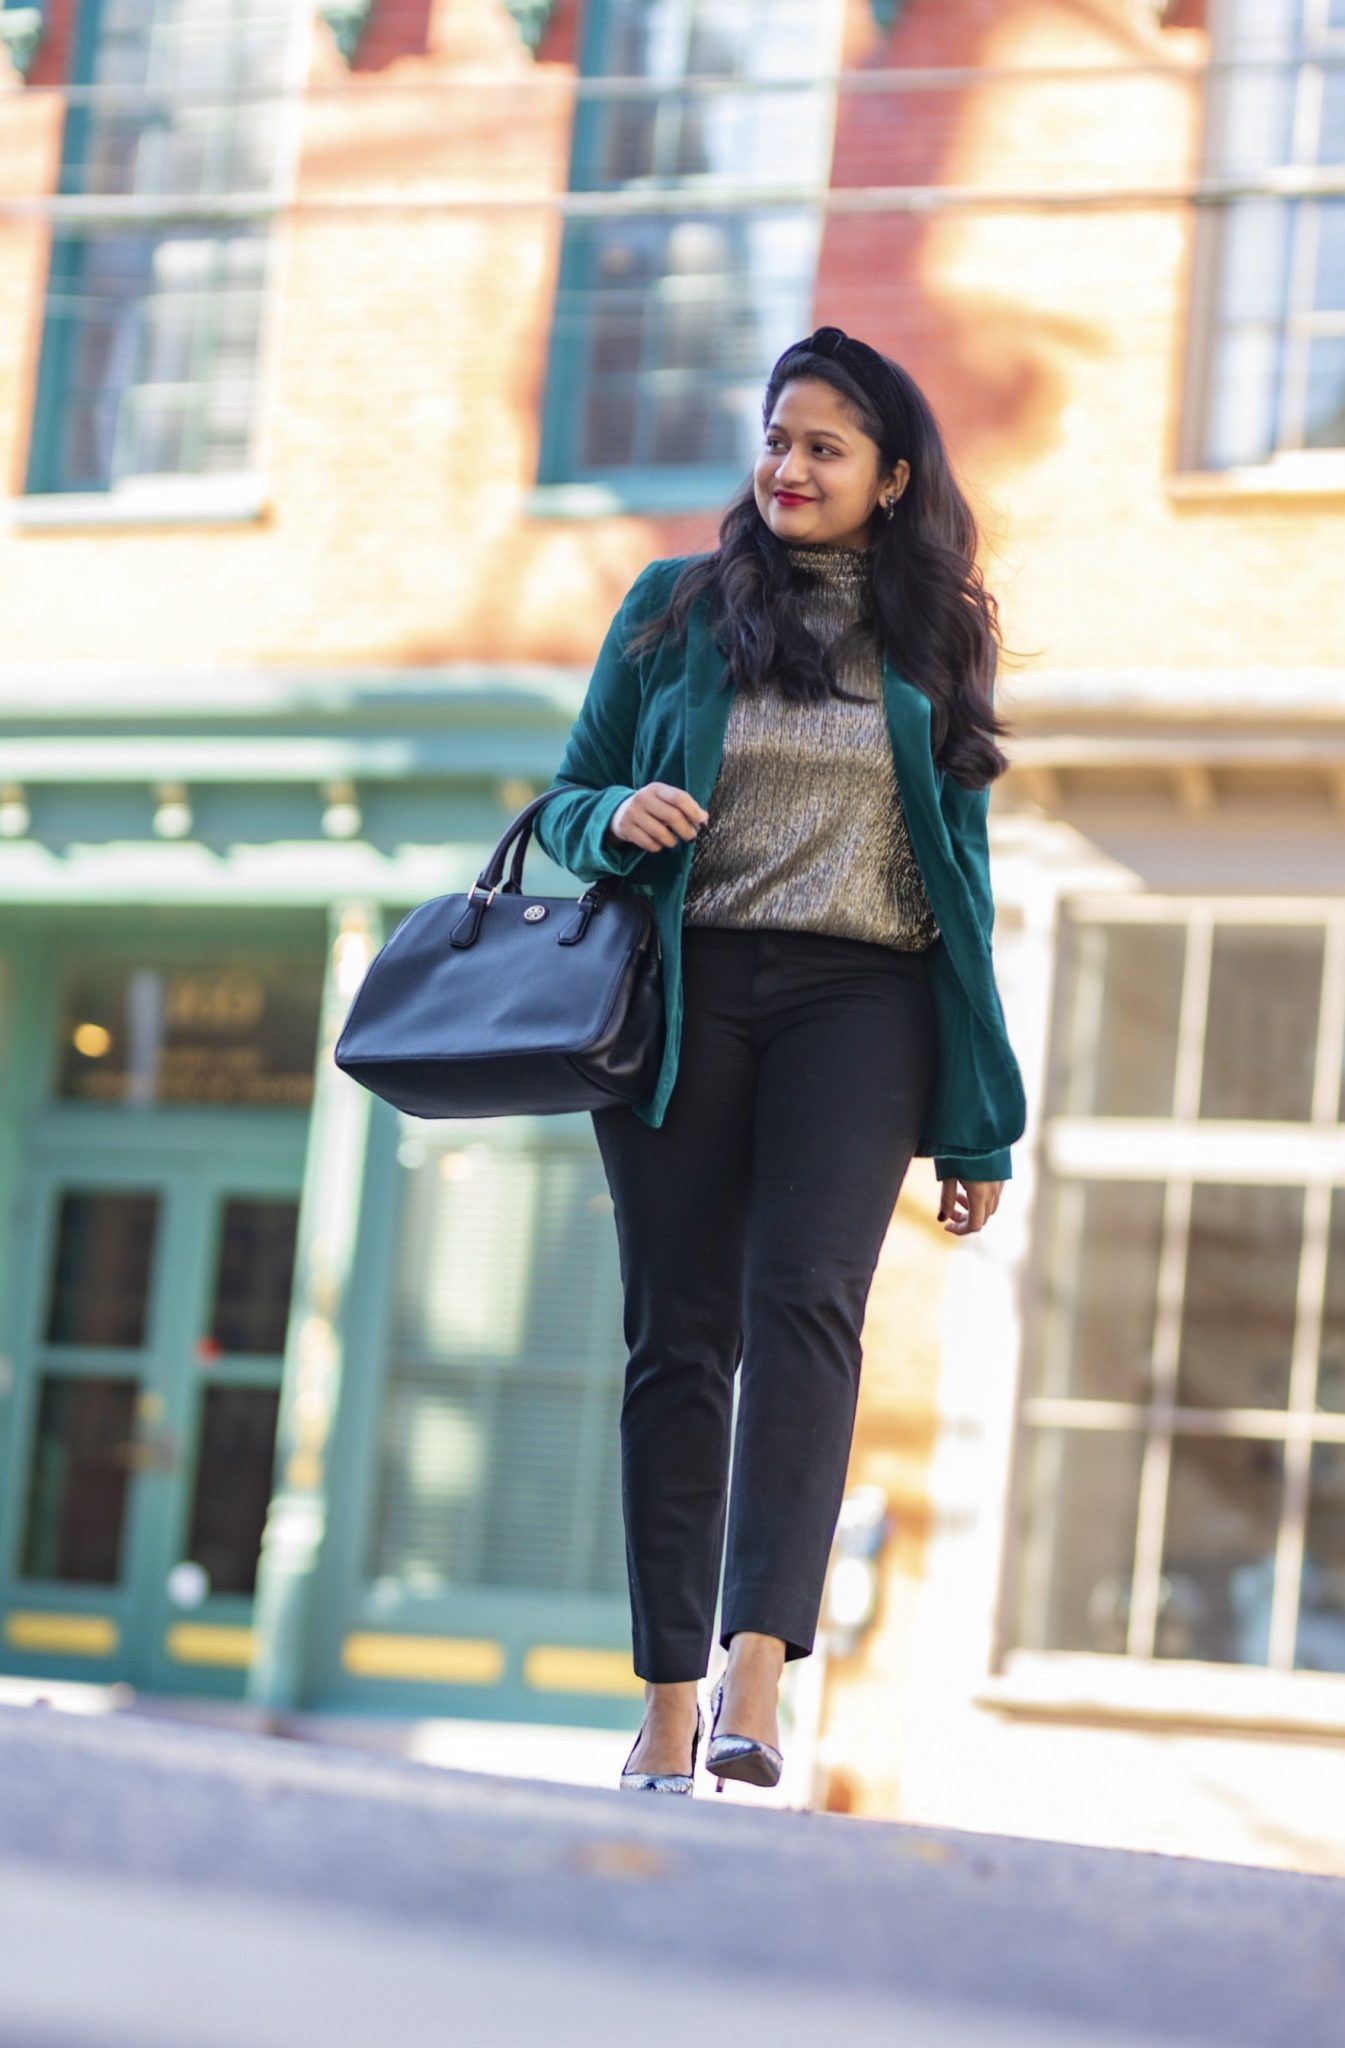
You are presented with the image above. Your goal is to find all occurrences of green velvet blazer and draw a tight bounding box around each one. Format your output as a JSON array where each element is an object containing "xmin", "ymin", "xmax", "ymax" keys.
[{"xmin": 532, "ymin": 553, "xmax": 1027, "ymax": 1184}]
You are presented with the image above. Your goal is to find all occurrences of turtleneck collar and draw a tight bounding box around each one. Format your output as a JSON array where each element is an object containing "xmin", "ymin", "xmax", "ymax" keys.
[{"xmin": 783, "ymin": 539, "xmax": 873, "ymax": 583}]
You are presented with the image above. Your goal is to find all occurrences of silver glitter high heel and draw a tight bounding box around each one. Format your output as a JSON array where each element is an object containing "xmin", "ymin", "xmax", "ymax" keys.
[
  {"xmin": 704, "ymin": 1675, "xmax": 784, "ymax": 1793},
  {"xmin": 618, "ymin": 1697, "xmax": 705, "ymax": 1794}
]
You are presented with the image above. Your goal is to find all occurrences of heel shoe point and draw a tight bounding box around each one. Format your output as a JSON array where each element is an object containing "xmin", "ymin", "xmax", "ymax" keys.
[
  {"xmin": 704, "ymin": 1676, "xmax": 784, "ymax": 1793},
  {"xmin": 618, "ymin": 1697, "xmax": 705, "ymax": 1794}
]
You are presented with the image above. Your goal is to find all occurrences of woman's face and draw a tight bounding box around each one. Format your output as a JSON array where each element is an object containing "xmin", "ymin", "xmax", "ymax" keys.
[{"xmin": 753, "ymin": 376, "xmax": 909, "ymax": 551}]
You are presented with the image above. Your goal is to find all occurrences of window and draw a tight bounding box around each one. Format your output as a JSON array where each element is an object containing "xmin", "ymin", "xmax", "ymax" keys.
[
  {"xmin": 1189, "ymin": 0, "xmax": 1345, "ymax": 469},
  {"xmin": 534, "ymin": 0, "xmax": 843, "ymax": 507},
  {"xmin": 1007, "ymin": 900, "xmax": 1345, "ymax": 1674},
  {"xmin": 24, "ymin": 0, "xmax": 304, "ymax": 499},
  {"xmin": 366, "ymin": 1126, "xmax": 630, "ymax": 1604},
  {"xmin": 56, "ymin": 950, "xmax": 323, "ymax": 1106}
]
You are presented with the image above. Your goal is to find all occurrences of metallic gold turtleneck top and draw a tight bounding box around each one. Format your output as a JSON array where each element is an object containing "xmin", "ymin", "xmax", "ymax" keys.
[{"xmin": 681, "ymin": 540, "xmax": 940, "ymax": 952}]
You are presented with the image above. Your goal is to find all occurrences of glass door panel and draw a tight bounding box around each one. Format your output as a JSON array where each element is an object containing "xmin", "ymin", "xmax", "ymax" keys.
[
  {"xmin": 45, "ymin": 1190, "xmax": 160, "ymax": 1347},
  {"xmin": 183, "ymin": 1383, "xmax": 282, "ymax": 1598},
  {"xmin": 165, "ymin": 1189, "xmax": 298, "ymax": 1623},
  {"xmin": 204, "ymin": 1196, "xmax": 297, "ymax": 1356},
  {"xmin": 3, "ymin": 1157, "xmax": 303, "ymax": 1690},
  {"xmin": 17, "ymin": 1185, "xmax": 165, "ymax": 1594},
  {"xmin": 20, "ymin": 1374, "xmax": 141, "ymax": 1583}
]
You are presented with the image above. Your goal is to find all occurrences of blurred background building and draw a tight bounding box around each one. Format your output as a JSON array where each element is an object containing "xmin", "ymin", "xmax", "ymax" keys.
[{"xmin": 1, "ymin": 0, "xmax": 1344, "ymax": 1869}]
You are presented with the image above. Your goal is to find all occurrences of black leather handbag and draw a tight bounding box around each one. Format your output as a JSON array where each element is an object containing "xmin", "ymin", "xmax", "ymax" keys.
[{"xmin": 333, "ymin": 789, "xmax": 664, "ymax": 1117}]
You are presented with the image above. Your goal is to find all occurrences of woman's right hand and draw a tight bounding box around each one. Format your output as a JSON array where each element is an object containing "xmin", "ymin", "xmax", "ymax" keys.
[{"xmin": 608, "ymin": 782, "xmax": 709, "ymax": 853}]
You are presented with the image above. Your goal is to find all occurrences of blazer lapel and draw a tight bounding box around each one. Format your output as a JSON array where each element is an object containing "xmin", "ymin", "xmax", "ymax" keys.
[
  {"xmin": 683, "ymin": 603, "xmax": 736, "ymax": 807},
  {"xmin": 881, "ymin": 659, "xmax": 1003, "ymax": 1026}
]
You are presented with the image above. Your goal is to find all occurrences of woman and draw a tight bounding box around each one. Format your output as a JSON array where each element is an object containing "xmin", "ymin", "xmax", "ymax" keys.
[{"xmin": 532, "ymin": 326, "xmax": 1026, "ymax": 1797}]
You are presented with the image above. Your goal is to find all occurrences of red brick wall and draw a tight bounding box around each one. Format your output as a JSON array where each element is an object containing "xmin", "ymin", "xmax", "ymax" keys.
[{"xmin": 0, "ymin": 0, "xmax": 1333, "ymax": 675}]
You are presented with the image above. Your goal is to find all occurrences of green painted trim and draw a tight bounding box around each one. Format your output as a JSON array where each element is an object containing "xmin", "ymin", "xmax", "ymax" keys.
[
  {"xmin": 247, "ymin": 900, "xmax": 383, "ymax": 1711},
  {"xmin": 24, "ymin": 0, "xmax": 105, "ymax": 494},
  {"xmin": 0, "ymin": 907, "xmax": 322, "ymax": 1693},
  {"xmin": 0, "ymin": 1142, "xmax": 308, "ymax": 1687},
  {"xmin": 0, "ymin": 4, "xmax": 45, "ymax": 76},
  {"xmin": 317, "ymin": 0, "xmax": 373, "ymax": 61},
  {"xmin": 315, "ymin": 1671, "xmax": 639, "ymax": 1731},
  {"xmin": 0, "ymin": 840, "xmax": 579, "ymax": 910},
  {"xmin": 0, "ymin": 939, "xmax": 46, "ymax": 1547},
  {"xmin": 525, "ymin": 474, "xmax": 743, "ymax": 517},
  {"xmin": 0, "ymin": 732, "xmax": 573, "ymax": 782},
  {"xmin": 501, "ymin": 0, "xmax": 558, "ymax": 52},
  {"xmin": 0, "ymin": 666, "xmax": 594, "ymax": 722}
]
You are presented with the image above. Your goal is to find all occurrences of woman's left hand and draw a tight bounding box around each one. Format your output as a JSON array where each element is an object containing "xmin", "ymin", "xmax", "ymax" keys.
[{"xmin": 938, "ymin": 1179, "xmax": 1003, "ymax": 1235}]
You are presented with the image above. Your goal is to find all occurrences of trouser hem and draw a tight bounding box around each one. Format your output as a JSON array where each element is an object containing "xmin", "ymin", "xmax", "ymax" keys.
[
  {"xmin": 719, "ymin": 1579, "xmax": 822, "ymax": 1664},
  {"xmin": 631, "ymin": 1626, "xmax": 714, "ymax": 1684}
]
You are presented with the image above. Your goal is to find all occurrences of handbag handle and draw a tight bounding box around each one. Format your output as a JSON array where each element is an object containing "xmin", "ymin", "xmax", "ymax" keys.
[
  {"xmin": 451, "ymin": 786, "xmax": 629, "ymax": 948},
  {"xmin": 472, "ymin": 785, "xmax": 636, "ymax": 901},
  {"xmin": 470, "ymin": 789, "xmax": 563, "ymax": 902}
]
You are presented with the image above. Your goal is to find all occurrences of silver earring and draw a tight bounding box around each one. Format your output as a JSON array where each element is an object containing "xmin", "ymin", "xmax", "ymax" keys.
[{"xmin": 882, "ymin": 496, "xmax": 897, "ymax": 519}]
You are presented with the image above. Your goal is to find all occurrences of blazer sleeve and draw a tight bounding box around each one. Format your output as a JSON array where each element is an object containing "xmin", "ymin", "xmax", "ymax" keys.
[
  {"xmin": 933, "ymin": 647, "xmax": 1012, "ymax": 1185},
  {"xmin": 532, "ymin": 565, "xmax": 662, "ymax": 885},
  {"xmin": 938, "ymin": 642, "xmax": 999, "ymax": 944}
]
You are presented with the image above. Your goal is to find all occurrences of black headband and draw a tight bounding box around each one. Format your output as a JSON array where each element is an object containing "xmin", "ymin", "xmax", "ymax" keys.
[{"xmin": 794, "ymin": 325, "xmax": 895, "ymax": 419}]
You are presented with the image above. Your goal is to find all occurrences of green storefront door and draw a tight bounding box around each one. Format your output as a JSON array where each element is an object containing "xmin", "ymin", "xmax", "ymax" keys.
[{"xmin": 0, "ymin": 1119, "xmax": 306, "ymax": 1694}]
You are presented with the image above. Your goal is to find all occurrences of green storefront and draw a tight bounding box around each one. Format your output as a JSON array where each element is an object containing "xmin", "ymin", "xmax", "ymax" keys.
[{"xmin": 0, "ymin": 669, "xmax": 642, "ymax": 1727}]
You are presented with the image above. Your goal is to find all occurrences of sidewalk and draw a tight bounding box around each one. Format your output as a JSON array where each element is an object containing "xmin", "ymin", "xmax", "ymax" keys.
[{"xmin": 1, "ymin": 1698, "xmax": 1341, "ymax": 2048}]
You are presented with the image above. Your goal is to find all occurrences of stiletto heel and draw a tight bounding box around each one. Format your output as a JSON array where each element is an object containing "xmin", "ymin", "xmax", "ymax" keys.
[
  {"xmin": 704, "ymin": 1674, "xmax": 784, "ymax": 1792},
  {"xmin": 618, "ymin": 1695, "xmax": 705, "ymax": 1794}
]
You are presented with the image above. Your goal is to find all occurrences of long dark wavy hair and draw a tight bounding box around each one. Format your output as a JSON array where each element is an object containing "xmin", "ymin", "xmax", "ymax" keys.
[{"xmin": 623, "ymin": 328, "xmax": 1013, "ymax": 789}]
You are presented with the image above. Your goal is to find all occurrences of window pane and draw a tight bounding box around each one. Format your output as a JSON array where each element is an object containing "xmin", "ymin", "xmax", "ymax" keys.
[
  {"xmin": 1297, "ymin": 1444, "xmax": 1345, "ymax": 1673},
  {"xmin": 1050, "ymin": 919, "xmax": 1185, "ymax": 1117},
  {"xmin": 1176, "ymin": 1183, "xmax": 1302, "ymax": 1410},
  {"xmin": 561, "ymin": 213, "xmax": 819, "ymax": 474},
  {"xmin": 183, "ymin": 1384, "xmax": 280, "ymax": 1597},
  {"xmin": 546, "ymin": 0, "xmax": 833, "ymax": 485},
  {"xmin": 1304, "ymin": 336, "xmax": 1345, "ymax": 450},
  {"xmin": 1027, "ymin": 1178, "xmax": 1164, "ymax": 1402},
  {"xmin": 1156, "ymin": 1437, "xmax": 1284, "ymax": 1665},
  {"xmin": 1205, "ymin": 313, "xmax": 1287, "ymax": 470},
  {"xmin": 1199, "ymin": 926, "xmax": 1322, "ymax": 1121},
  {"xmin": 30, "ymin": 0, "xmax": 289, "ymax": 493},
  {"xmin": 57, "ymin": 954, "xmax": 322, "ymax": 1107},
  {"xmin": 369, "ymin": 1138, "xmax": 628, "ymax": 1599},
  {"xmin": 1317, "ymin": 1187, "xmax": 1345, "ymax": 1413},
  {"xmin": 65, "ymin": 0, "xmax": 292, "ymax": 204},
  {"xmin": 37, "ymin": 228, "xmax": 269, "ymax": 491},
  {"xmin": 46, "ymin": 1191, "xmax": 159, "ymax": 1348},
  {"xmin": 1318, "ymin": 77, "xmax": 1345, "ymax": 173},
  {"xmin": 368, "ymin": 1374, "xmax": 487, "ymax": 1594},
  {"xmin": 208, "ymin": 1198, "xmax": 298, "ymax": 1356},
  {"xmin": 1316, "ymin": 202, "xmax": 1345, "ymax": 313},
  {"xmin": 1006, "ymin": 1427, "xmax": 1144, "ymax": 1654},
  {"xmin": 20, "ymin": 1374, "xmax": 139, "ymax": 1584}
]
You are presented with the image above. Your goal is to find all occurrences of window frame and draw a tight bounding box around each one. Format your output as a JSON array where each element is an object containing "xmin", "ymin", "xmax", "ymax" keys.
[
  {"xmin": 1175, "ymin": 0, "xmax": 1345, "ymax": 491},
  {"xmin": 17, "ymin": 0, "xmax": 309, "ymax": 524},
  {"xmin": 529, "ymin": 0, "xmax": 844, "ymax": 516},
  {"xmin": 989, "ymin": 891, "xmax": 1345, "ymax": 1723}
]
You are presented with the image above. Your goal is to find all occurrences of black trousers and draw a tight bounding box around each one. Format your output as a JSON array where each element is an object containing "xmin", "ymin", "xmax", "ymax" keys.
[{"xmin": 590, "ymin": 922, "xmax": 938, "ymax": 1683}]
